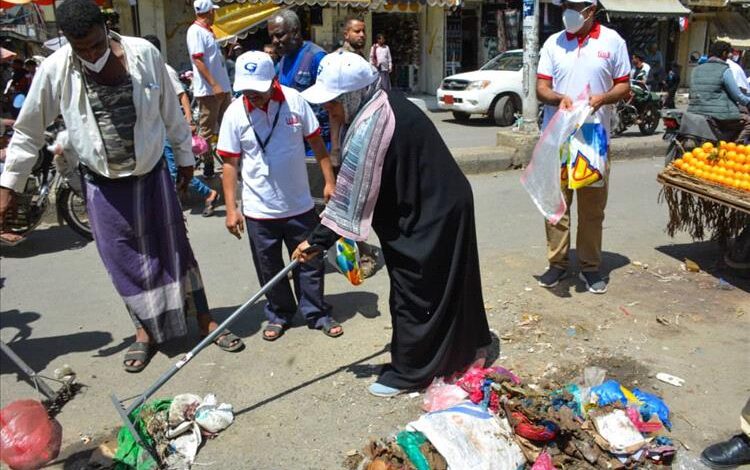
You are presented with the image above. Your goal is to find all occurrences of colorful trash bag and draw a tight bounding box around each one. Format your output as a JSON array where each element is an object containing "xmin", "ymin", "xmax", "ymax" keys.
[
  {"xmin": 335, "ymin": 238, "xmax": 363, "ymax": 286},
  {"xmin": 0, "ymin": 400, "xmax": 62, "ymax": 470},
  {"xmin": 563, "ymin": 115, "xmax": 609, "ymax": 190}
]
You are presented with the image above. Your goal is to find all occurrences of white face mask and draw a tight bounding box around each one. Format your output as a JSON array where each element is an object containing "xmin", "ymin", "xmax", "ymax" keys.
[
  {"xmin": 562, "ymin": 6, "xmax": 591, "ymax": 35},
  {"xmin": 79, "ymin": 37, "xmax": 111, "ymax": 73}
]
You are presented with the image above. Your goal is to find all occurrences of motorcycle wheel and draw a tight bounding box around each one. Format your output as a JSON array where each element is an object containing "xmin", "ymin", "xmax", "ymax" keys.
[
  {"xmin": 638, "ymin": 102, "xmax": 661, "ymax": 136},
  {"xmin": 57, "ymin": 186, "xmax": 93, "ymax": 241}
]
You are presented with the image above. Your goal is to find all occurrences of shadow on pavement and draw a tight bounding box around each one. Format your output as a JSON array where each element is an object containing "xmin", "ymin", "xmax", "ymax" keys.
[
  {"xmin": 656, "ymin": 241, "xmax": 750, "ymax": 293},
  {"xmin": 234, "ymin": 345, "xmax": 389, "ymax": 417},
  {"xmin": 441, "ymin": 116, "xmax": 499, "ymax": 128},
  {"xmin": 0, "ymin": 309, "xmax": 112, "ymax": 388},
  {"xmin": 0, "ymin": 225, "xmax": 90, "ymax": 258},
  {"xmin": 534, "ymin": 250, "xmax": 631, "ymax": 298}
]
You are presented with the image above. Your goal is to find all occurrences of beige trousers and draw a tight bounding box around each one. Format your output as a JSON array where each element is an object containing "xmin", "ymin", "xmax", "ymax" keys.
[
  {"xmin": 197, "ymin": 92, "xmax": 231, "ymax": 141},
  {"xmin": 545, "ymin": 183, "xmax": 609, "ymax": 272}
]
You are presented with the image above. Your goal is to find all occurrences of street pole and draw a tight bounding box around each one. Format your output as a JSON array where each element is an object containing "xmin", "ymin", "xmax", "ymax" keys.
[
  {"xmin": 128, "ymin": 0, "xmax": 140, "ymax": 36},
  {"xmin": 520, "ymin": 0, "xmax": 539, "ymax": 133}
]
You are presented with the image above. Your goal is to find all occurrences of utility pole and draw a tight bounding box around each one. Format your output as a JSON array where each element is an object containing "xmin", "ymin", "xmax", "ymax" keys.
[{"xmin": 520, "ymin": 0, "xmax": 539, "ymax": 133}]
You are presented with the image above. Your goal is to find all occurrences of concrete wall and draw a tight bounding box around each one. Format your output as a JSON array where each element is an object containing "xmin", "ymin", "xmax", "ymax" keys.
[{"xmin": 164, "ymin": 1, "xmax": 196, "ymax": 72}]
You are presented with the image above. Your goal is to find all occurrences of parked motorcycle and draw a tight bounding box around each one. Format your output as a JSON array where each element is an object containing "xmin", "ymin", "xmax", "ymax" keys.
[
  {"xmin": 661, "ymin": 109, "xmax": 739, "ymax": 165},
  {"xmin": 1, "ymin": 124, "xmax": 92, "ymax": 246},
  {"xmin": 612, "ymin": 81, "xmax": 662, "ymax": 136}
]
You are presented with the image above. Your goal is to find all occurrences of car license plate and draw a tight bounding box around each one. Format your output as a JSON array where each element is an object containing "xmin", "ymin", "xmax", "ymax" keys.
[{"xmin": 444, "ymin": 95, "xmax": 454, "ymax": 105}]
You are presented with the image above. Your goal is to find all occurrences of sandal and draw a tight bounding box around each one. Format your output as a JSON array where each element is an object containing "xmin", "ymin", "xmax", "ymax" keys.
[
  {"xmin": 202, "ymin": 331, "xmax": 244, "ymax": 352},
  {"xmin": 263, "ymin": 323, "xmax": 286, "ymax": 342},
  {"xmin": 123, "ymin": 342, "xmax": 153, "ymax": 373},
  {"xmin": 201, "ymin": 192, "xmax": 221, "ymax": 218},
  {"xmin": 320, "ymin": 318, "xmax": 343, "ymax": 338}
]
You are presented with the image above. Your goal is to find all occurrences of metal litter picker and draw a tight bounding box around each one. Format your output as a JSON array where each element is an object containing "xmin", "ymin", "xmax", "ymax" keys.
[{"xmin": 110, "ymin": 258, "xmax": 307, "ymax": 463}]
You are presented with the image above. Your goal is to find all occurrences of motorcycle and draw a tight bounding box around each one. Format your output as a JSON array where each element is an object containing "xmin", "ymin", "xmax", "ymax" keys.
[
  {"xmin": 612, "ymin": 81, "xmax": 662, "ymax": 136},
  {"xmin": 661, "ymin": 109, "xmax": 739, "ymax": 165},
  {"xmin": 1, "ymin": 123, "xmax": 92, "ymax": 246}
]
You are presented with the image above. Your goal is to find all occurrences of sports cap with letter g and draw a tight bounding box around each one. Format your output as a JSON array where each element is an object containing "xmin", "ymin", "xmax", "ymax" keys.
[
  {"xmin": 234, "ymin": 51, "xmax": 276, "ymax": 93},
  {"xmin": 301, "ymin": 51, "xmax": 378, "ymax": 104}
]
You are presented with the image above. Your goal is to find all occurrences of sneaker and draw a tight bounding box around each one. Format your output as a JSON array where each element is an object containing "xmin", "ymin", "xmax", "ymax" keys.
[
  {"xmin": 538, "ymin": 266, "xmax": 567, "ymax": 288},
  {"xmin": 368, "ymin": 382, "xmax": 403, "ymax": 398},
  {"xmin": 579, "ymin": 271, "xmax": 608, "ymax": 294}
]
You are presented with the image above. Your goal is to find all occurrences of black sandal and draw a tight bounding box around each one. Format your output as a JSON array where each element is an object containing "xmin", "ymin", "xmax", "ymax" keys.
[
  {"xmin": 262, "ymin": 323, "xmax": 286, "ymax": 342},
  {"xmin": 201, "ymin": 331, "xmax": 244, "ymax": 352},
  {"xmin": 123, "ymin": 342, "xmax": 153, "ymax": 373},
  {"xmin": 320, "ymin": 318, "xmax": 343, "ymax": 338}
]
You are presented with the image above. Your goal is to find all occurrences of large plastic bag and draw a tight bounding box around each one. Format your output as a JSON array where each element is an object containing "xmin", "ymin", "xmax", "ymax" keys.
[
  {"xmin": 633, "ymin": 389, "xmax": 672, "ymax": 430},
  {"xmin": 564, "ymin": 115, "xmax": 609, "ymax": 190},
  {"xmin": 0, "ymin": 400, "xmax": 62, "ymax": 470},
  {"xmin": 407, "ymin": 402, "xmax": 526, "ymax": 470},
  {"xmin": 521, "ymin": 102, "xmax": 591, "ymax": 224}
]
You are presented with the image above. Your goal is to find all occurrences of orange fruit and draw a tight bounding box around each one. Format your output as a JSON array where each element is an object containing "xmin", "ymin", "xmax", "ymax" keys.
[
  {"xmin": 717, "ymin": 175, "xmax": 727, "ymax": 185},
  {"xmin": 718, "ymin": 167, "xmax": 728, "ymax": 176},
  {"xmin": 728, "ymin": 142, "xmax": 738, "ymax": 151},
  {"xmin": 738, "ymin": 154, "xmax": 747, "ymax": 165},
  {"xmin": 741, "ymin": 181, "xmax": 750, "ymax": 191},
  {"xmin": 702, "ymin": 142, "xmax": 714, "ymax": 152},
  {"xmin": 682, "ymin": 151, "xmax": 694, "ymax": 160},
  {"xmin": 696, "ymin": 169, "xmax": 706, "ymax": 179},
  {"xmin": 739, "ymin": 144, "xmax": 746, "ymax": 153},
  {"xmin": 720, "ymin": 140, "xmax": 728, "ymax": 149},
  {"xmin": 728, "ymin": 161, "xmax": 738, "ymax": 171},
  {"xmin": 727, "ymin": 150, "xmax": 738, "ymax": 161}
]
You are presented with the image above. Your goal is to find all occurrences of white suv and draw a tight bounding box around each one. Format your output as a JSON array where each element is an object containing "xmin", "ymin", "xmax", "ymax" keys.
[{"xmin": 437, "ymin": 50, "xmax": 523, "ymax": 126}]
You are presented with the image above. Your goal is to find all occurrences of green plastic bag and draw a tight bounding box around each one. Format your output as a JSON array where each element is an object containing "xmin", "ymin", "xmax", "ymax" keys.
[
  {"xmin": 396, "ymin": 431, "xmax": 430, "ymax": 470},
  {"xmin": 113, "ymin": 399, "xmax": 173, "ymax": 470}
]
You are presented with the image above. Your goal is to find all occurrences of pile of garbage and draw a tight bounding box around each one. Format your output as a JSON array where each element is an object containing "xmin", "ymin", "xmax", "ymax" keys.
[
  {"xmin": 350, "ymin": 363, "xmax": 676, "ymax": 470},
  {"xmin": 114, "ymin": 393, "xmax": 234, "ymax": 470}
]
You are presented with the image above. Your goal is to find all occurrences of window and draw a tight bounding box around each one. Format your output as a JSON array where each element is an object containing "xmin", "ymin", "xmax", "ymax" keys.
[{"xmin": 481, "ymin": 51, "xmax": 523, "ymax": 71}]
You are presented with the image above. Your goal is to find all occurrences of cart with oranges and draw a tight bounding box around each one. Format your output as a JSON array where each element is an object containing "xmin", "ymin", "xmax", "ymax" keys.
[{"xmin": 657, "ymin": 141, "xmax": 750, "ymax": 269}]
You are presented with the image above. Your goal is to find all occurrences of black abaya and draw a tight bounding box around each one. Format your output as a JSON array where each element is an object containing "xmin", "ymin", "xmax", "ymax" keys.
[{"xmin": 309, "ymin": 90, "xmax": 491, "ymax": 390}]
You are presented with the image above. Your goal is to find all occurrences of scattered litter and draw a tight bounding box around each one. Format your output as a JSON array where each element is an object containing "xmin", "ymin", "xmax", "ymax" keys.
[
  {"xmin": 0, "ymin": 400, "xmax": 62, "ymax": 470},
  {"xmin": 114, "ymin": 394, "xmax": 234, "ymax": 469},
  {"xmin": 408, "ymin": 392, "xmax": 421, "ymax": 399},
  {"xmin": 655, "ymin": 373, "xmax": 685, "ymax": 387},
  {"xmin": 592, "ymin": 409, "xmax": 648, "ymax": 454},
  {"xmin": 524, "ymin": 287, "xmax": 533, "ymax": 292},
  {"xmin": 79, "ymin": 433, "xmax": 92, "ymax": 444},
  {"xmin": 530, "ymin": 450, "xmax": 556, "ymax": 469},
  {"xmin": 684, "ymin": 258, "xmax": 700, "ymax": 272},
  {"xmin": 423, "ymin": 378, "xmax": 468, "ymax": 412},
  {"xmin": 717, "ymin": 278, "xmax": 734, "ymax": 290},
  {"xmin": 53, "ymin": 364, "xmax": 75, "ymax": 380},
  {"xmin": 656, "ymin": 316, "xmax": 671, "ymax": 326},
  {"xmin": 518, "ymin": 313, "xmax": 541, "ymax": 327},
  {"xmin": 619, "ymin": 306, "xmax": 632, "ymax": 316}
]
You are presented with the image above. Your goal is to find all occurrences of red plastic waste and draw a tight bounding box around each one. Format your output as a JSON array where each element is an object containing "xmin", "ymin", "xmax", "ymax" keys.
[
  {"xmin": 0, "ymin": 400, "xmax": 62, "ymax": 470},
  {"xmin": 531, "ymin": 450, "xmax": 557, "ymax": 470}
]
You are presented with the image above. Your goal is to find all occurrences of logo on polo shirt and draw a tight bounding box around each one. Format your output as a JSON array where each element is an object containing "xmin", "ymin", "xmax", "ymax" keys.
[
  {"xmin": 286, "ymin": 115, "xmax": 300, "ymax": 126},
  {"xmin": 598, "ymin": 51, "xmax": 610, "ymax": 59},
  {"xmin": 244, "ymin": 62, "xmax": 258, "ymax": 73}
]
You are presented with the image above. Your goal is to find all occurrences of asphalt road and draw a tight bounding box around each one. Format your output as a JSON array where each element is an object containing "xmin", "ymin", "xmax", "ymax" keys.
[{"xmin": 1, "ymin": 158, "xmax": 747, "ymax": 469}]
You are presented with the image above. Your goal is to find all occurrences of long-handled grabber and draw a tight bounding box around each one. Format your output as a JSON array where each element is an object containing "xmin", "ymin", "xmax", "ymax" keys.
[{"xmin": 110, "ymin": 253, "xmax": 318, "ymax": 463}]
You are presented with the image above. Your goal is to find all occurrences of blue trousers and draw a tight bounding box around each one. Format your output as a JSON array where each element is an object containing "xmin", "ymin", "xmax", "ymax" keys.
[
  {"xmin": 164, "ymin": 141, "xmax": 212, "ymax": 198},
  {"xmin": 245, "ymin": 209, "xmax": 331, "ymax": 328}
]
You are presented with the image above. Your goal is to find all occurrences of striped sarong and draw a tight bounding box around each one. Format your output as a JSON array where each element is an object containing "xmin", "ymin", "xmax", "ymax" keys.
[{"xmin": 83, "ymin": 161, "xmax": 208, "ymax": 344}]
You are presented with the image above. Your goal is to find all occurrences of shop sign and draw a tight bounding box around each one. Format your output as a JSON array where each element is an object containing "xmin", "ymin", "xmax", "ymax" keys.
[{"xmin": 523, "ymin": 0, "xmax": 535, "ymax": 18}]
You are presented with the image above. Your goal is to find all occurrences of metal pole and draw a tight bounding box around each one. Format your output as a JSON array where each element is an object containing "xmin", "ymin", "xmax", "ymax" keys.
[
  {"xmin": 128, "ymin": 0, "xmax": 140, "ymax": 36},
  {"xmin": 0, "ymin": 340, "xmax": 57, "ymax": 400},
  {"xmin": 123, "ymin": 259, "xmax": 302, "ymax": 415},
  {"xmin": 520, "ymin": 0, "xmax": 540, "ymax": 133}
]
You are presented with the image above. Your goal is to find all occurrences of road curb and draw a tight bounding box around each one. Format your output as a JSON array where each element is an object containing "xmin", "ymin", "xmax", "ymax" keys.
[{"xmin": 447, "ymin": 130, "xmax": 670, "ymax": 175}]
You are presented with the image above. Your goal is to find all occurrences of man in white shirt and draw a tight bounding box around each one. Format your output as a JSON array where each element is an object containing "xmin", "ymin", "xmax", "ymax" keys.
[
  {"xmin": 370, "ymin": 33, "xmax": 392, "ymax": 92},
  {"xmin": 535, "ymin": 0, "xmax": 630, "ymax": 294},
  {"xmin": 0, "ymin": 0, "xmax": 243, "ymax": 373},
  {"xmin": 144, "ymin": 34, "xmax": 220, "ymax": 217},
  {"xmin": 219, "ymin": 51, "xmax": 339, "ymax": 341},
  {"xmin": 727, "ymin": 50, "xmax": 750, "ymax": 94},
  {"xmin": 186, "ymin": 0, "xmax": 231, "ymax": 177}
]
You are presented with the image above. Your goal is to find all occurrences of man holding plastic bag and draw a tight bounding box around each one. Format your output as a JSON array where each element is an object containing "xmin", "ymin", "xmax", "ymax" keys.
[{"xmin": 529, "ymin": 0, "xmax": 630, "ymax": 293}]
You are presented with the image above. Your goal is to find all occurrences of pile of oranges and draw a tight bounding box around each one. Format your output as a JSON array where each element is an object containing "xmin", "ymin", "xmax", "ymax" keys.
[{"xmin": 672, "ymin": 141, "xmax": 750, "ymax": 192}]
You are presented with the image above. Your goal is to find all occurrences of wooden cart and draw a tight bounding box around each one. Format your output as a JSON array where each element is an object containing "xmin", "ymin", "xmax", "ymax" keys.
[{"xmin": 657, "ymin": 167, "xmax": 750, "ymax": 267}]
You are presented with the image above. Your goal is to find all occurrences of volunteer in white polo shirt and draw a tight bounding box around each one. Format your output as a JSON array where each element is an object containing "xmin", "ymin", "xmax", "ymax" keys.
[
  {"xmin": 218, "ymin": 51, "xmax": 340, "ymax": 341},
  {"xmin": 187, "ymin": 0, "xmax": 231, "ymax": 177},
  {"xmin": 535, "ymin": 0, "xmax": 631, "ymax": 294}
]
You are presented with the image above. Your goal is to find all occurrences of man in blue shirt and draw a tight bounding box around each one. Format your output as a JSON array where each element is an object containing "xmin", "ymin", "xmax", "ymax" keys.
[
  {"xmin": 688, "ymin": 41, "xmax": 750, "ymax": 142},
  {"xmin": 268, "ymin": 10, "xmax": 329, "ymax": 149}
]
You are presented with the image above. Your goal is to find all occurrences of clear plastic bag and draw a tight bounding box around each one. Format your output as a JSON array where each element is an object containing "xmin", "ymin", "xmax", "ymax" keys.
[
  {"xmin": 521, "ymin": 103, "xmax": 591, "ymax": 224},
  {"xmin": 422, "ymin": 377, "xmax": 469, "ymax": 412}
]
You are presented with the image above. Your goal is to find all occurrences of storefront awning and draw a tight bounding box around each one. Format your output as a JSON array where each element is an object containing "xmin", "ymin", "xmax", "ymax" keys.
[
  {"xmin": 598, "ymin": 0, "xmax": 691, "ymax": 17},
  {"xmin": 713, "ymin": 12, "xmax": 750, "ymax": 49},
  {"xmin": 218, "ymin": 0, "xmax": 459, "ymax": 9},
  {"xmin": 212, "ymin": 2, "xmax": 282, "ymax": 42}
]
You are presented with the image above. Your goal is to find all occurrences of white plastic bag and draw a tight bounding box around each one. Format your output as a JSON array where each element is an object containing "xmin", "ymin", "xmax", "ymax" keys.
[
  {"xmin": 194, "ymin": 394, "xmax": 234, "ymax": 434},
  {"xmin": 407, "ymin": 402, "xmax": 526, "ymax": 470},
  {"xmin": 521, "ymin": 103, "xmax": 591, "ymax": 224}
]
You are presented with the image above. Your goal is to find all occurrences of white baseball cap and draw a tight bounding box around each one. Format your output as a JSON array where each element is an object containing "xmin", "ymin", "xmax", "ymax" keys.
[
  {"xmin": 301, "ymin": 51, "xmax": 378, "ymax": 104},
  {"xmin": 194, "ymin": 0, "xmax": 219, "ymax": 14},
  {"xmin": 234, "ymin": 51, "xmax": 275, "ymax": 93}
]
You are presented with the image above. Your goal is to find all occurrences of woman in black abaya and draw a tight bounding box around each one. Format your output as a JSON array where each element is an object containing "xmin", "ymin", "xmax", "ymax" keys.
[{"xmin": 293, "ymin": 51, "xmax": 491, "ymax": 397}]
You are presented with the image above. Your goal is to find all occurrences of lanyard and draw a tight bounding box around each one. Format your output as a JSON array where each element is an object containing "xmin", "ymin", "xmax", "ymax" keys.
[{"xmin": 252, "ymin": 104, "xmax": 281, "ymax": 153}]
